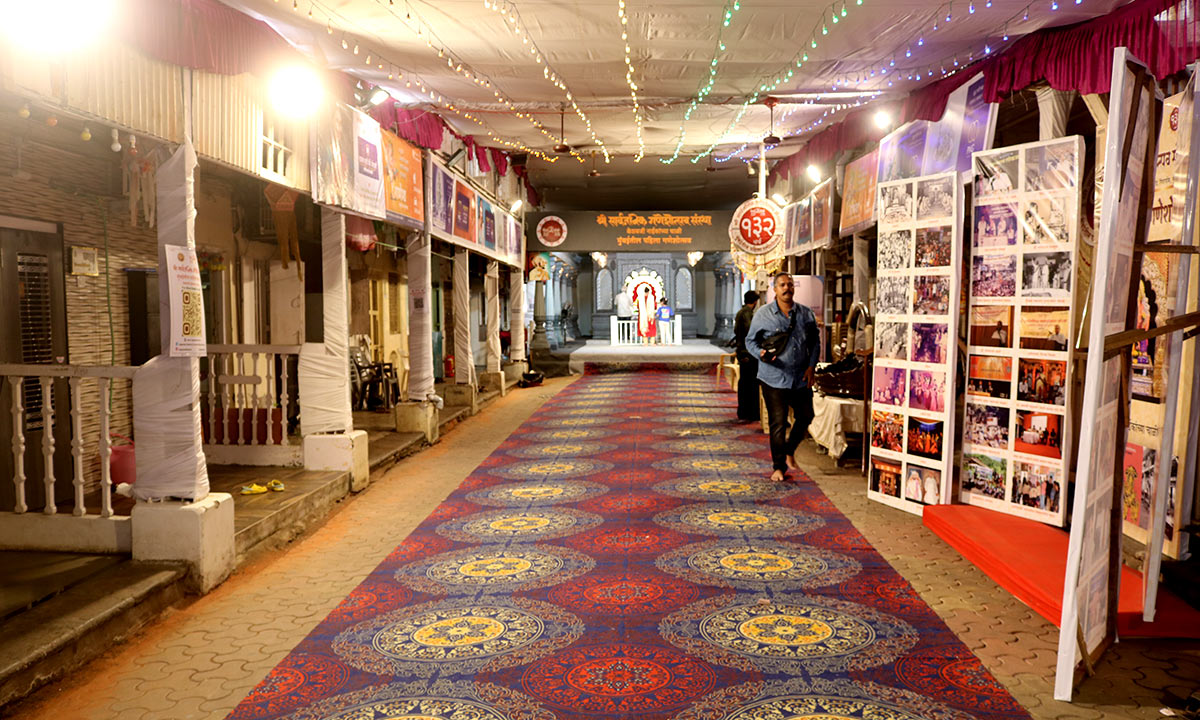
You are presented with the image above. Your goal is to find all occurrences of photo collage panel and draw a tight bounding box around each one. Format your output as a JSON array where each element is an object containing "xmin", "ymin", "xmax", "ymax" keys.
[
  {"xmin": 959, "ymin": 136, "xmax": 1083, "ymax": 527},
  {"xmin": 870, "ymin": 172, "xmax": 961, "ymax": 512}
]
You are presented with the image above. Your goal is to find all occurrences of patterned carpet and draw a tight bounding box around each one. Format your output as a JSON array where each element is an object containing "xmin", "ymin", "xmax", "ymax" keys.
[{"xmin": 227, "ymin": 365, "xmax": 1031, "ymax": 720}]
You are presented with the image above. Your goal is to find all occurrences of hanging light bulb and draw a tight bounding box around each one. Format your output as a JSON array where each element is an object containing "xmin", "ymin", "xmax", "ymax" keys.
[
  {"xmin": 110, "ymin": 128, "xmax": 122, "ymax": 152},
  {"xmin": 80, "ymin": 126, "xmax": 91, "ymax": 141}
]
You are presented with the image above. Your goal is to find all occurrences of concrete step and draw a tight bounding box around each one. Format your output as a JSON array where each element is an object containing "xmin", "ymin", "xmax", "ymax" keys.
[
  {"xmin": 367, "ymin": 431, "xmax": 426, "ymax": 474},
  {"xmin": 438, "ymin": 405, "xmax": 470, "ymax": 434},
  {"xmin": 0, "ymin": 560, "xmax": 186, "ymax": 710}
]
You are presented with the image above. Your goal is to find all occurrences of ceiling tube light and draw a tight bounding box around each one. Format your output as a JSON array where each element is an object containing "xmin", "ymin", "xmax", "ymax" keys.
[{"xmin": 510, "ymin": 198, "xmax": 524, "ymax": 213}]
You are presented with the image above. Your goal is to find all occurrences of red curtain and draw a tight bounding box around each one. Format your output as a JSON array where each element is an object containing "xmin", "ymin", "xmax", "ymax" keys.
[{"xmin": 772, "ymin": 0, "xmax": 1197, "ymax": 187}]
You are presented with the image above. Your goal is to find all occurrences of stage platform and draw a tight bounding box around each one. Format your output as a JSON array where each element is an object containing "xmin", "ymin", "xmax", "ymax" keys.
[
  {"xmin": 923, "ymin": 504, "xmax": 1200, "ymax": 639},
  {"xmin": 562, "ymin": 339, "xmax": 725, "ymax": 373}
]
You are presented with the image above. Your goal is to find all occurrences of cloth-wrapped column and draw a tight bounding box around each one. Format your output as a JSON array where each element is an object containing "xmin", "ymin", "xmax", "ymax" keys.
[
  {"xmin": 453, "ymin": 247, "xmax": 474, "ymax": 384},
  {"xmin": 486, "ymin": 260, "xmax": 502, "ymax": 373}
]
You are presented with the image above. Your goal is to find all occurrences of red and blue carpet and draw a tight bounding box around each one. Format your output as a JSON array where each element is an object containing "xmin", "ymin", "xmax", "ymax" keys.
[{"xmin": 227, "ymin": 365, "xmax": 1030, "ymax": 720}]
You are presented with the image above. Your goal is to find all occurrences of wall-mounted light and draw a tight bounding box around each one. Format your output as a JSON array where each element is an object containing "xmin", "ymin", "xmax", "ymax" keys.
[
  {"xmin": 806, "ymin": 164, "xmax": 822, "ymax": 183},
  {"xmin": 687, "ymin": 251, "xmax": 705, "ymax": 267},
  {"xmin": 771, "ymin": 193, "xmax": 787, "ymax": 207},
  {"xmin": 590, "ymin": 251, "xmax": 608, "ymax": 268},
  {"xmin": 269, "ymin": 65, "xmax": 324, "ymax": 118},
  {"xmin": 510, "ymin": 198, "xmax": 524, "ymax": 213},
  {"xmin": 873, "ymin": 109, "xmax": 893, "ymax": 130}
]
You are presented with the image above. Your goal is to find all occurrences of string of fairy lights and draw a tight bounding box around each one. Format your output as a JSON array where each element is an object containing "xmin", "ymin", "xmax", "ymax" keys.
[
  {"xmin": 482, "ymin": 0, "xmax": 610, "ymax": 162},
  {"xmin": 660, "ymin": 0, "xmax": 744, "ymax": 164},
  {"xmin": 287, "ymin": 0, "xmax": 578, "ymax": 163},
  {"xmin": 617, "ymin": 0, "xmax": 647, "ymax": 161},
  {"xmin": 286, "ymin": 0, "xmax": 1077, "ymax": 169}
]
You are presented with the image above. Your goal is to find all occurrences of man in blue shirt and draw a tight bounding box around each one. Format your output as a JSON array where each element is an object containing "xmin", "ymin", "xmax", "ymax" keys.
[{"xmin": 745, "ymin": 272, "xmax": 821, "ymax": 482}]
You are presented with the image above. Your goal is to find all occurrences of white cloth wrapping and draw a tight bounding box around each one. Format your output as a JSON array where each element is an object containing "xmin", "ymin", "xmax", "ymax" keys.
[
  {"xmin": 1036, "ymin": 87, "xmax": 1073, "ymax": 140},
  {"xmin": 509, "ymin": 268, "xmax": 526, "ymax": 363},
  {"xmin": 406, "ymin": 231, "xmax": 436, "ymax": 400},
  {"xmin": 133, "ymin": 356, "xmax": 210, "ymax": 500},
  {"xmin": 299, "ymin": 210, "xmax": 353, "ymax": 435},
  {"xmin": 485, "ymin": 261, "xmax": 502, "ymax": 373},
  {"xmin": 135, "ymin": 140, "xmax": 208, "ymax": 501},
  {"xmin": 808, "ymin": 393, "xmax": 865, "ymax": 459},
  {"xmin": 453, "ymin": 248, "xmax": 474, "ymax": 384}
]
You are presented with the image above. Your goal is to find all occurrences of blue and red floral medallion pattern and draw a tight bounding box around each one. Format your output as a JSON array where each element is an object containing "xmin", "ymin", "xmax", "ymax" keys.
[{"xmin": 227, "ymin": 364, "xmax": 1031, "ymax": 720}]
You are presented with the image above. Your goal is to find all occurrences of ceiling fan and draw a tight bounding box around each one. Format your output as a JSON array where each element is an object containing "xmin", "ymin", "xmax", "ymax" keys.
[
  {"xmin": 553, "ymin": 109, "xmax": 571, "ymax": 153},
  {"xmin": 587, "ymin": 152, "xmax": 618, "ymax": 179},
  {"xmin": 763, "ymin": 97, "xmax": 782, "ymax": 146}
]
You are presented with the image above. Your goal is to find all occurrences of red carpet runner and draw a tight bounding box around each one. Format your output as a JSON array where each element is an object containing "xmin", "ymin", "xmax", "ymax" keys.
[{"xmin": 227, "ymin": 365, "xmax": 1031, "ymax": 720}]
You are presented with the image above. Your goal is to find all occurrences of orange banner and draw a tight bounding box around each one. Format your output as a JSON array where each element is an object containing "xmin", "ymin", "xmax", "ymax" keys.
[{"xmin": 382, "ymin": 131, "xmax": 424, "ymax": 224}]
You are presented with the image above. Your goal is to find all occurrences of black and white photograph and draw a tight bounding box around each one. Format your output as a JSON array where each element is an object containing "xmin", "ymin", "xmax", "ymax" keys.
[
  {"xmin": 975, "ymin": 150, "xmax": 1019, "ymax": 199},
  {"xmin": 880, "ymin": 183, "xmax": 915, "ymax": 223},
  {"xmin": 877, "ymin": 276, "xmax": 910, "ymax": 315},
  {"xmin": 1023, "ymin": 196, "xmax": 1073, "ymax": 245},
  {"xmin": 973, "ymin": 204, "xmax": 1019, "ymax": 247},
  {"xmin": 972, "ymin": 255, "xmax": 1017, "ymax": 297},
  {"xmin": 965, "ymin": 403, "xmax": 1011, "ymax": 450},
  {"xmin": 911, "ymin": 322, "xmax": 949, "ymax": 364},
  {"xmin": 879, "ymin": 229, "xmax": 912, "ymax": 270},
  {"xmin": 913, "ymin": 275, "xmax": 951, "ymax": 315},
  {"xmin": 916, "ymin": 176, "xmax": 955, "ymax": 221},
  {"xmin": 915, "ymin": 226, "xmax": 953, "ymax": 267},
  {"xmin": 1021, "ymin": 251, "xmax": 1072, "ymax": 297},
  {"xmin": 1025, "ymin": 140, "xmax": 1078, "ymax": 190},
  {"xmin": 876, "ymin": 321, "xmax": 909, "ymax": 360}
]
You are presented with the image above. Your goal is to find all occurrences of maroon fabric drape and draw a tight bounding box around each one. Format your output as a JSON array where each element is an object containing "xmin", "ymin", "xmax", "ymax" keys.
[
  {"xmin": 121, "ymin": 0, "xmax": 299, "ymax": 76},
  {"xmin": 473, "ymin": 144, "xmax": 493, "ymax": 173},
  {"xmin": 986, "ymin": 0, "xmax": 1187, "ymax": 100},
  {"xmin": 370, "ymin": 106, "xmax": 447, "ymax": 150},
  {"xmin": 490, "ymin": 148, "xmax": 510, "ymax": 177},
  {"xmin": 771, "ymin": 0, "xmax": 1197, "ymax": 188}
]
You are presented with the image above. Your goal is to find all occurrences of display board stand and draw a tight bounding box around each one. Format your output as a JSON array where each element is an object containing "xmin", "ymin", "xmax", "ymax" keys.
[
  {"xmin": 1053, "ymin": 47, "xmax": 1200, "ymax": 701},
  {"xmin": 867, "ymin": 171, "xmax": 963, "ymax": 515}
]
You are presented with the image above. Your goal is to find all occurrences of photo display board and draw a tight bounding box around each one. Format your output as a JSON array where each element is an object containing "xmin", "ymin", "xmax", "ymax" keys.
[
  {"xmin": 868, "ymin": 171, "xmax": 962, "ymax": 514},
  {"xmin": 960, "ymin": 136, "xmax": 1085, "ymax": 527}
]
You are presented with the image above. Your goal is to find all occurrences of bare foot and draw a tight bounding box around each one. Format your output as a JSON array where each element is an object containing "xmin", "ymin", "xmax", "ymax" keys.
[
  {"xmin": 770, "ymin": 469, "xmax": 786, "ymax": 483},
  {"xmin": 786, "ymin": 454, "xmax": 798, "ymax": 470}
]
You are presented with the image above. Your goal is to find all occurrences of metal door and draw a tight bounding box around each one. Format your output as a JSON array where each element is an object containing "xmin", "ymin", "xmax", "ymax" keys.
[{"xmin": 0, "ymin": 224, "xmax": 72, "ymax": 512}]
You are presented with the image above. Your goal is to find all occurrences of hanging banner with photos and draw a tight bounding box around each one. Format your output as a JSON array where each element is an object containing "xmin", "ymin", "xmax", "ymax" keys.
[
  {"xmin": 428, "ymin": 160, "xmax": 455, "ymax": 238},
  {"xmin": 878, "ymin": 121, "xmax": 929, "ymax": 184},
  {"xmin": 810, "ymin": 178, "xmax": 835, "ymax": 249},
  {"xmin": 381, "ymin": 130, "xmax": 424, "ymax": 226},
  {"xmin": 840, "ymin": 149, "xmax": 879, "ymax": 236},
  {"xmin": 960, "ymin": 136, "xmax": 1084, "ymax": 528},
  {"xmin": 868, "ymin": 171, "xmax": 962, "ymax": 515},
  {"xmin": 1056, "ymin": 49, "xmax": 1158, "ymax": 701},
  {"xmin": 311, "ymin": 103, "xmax": 386, "ymax": 219}
]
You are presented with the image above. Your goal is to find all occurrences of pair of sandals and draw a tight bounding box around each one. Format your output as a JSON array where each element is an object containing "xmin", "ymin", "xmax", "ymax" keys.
[{"xmin": 240, "ymin": 479, "xmax": 286, "ymax": 495}]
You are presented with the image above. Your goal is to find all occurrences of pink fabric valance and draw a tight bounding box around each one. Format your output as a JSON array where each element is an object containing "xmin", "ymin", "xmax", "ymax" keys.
[{"xmin": 371, "ymin": 106, "xmax": 447, "ymax": 151}]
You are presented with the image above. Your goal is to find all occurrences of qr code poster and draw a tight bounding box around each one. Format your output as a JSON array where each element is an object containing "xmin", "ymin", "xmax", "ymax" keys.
[
  {"xmin": 868, "ymin": 171, "xmax": 963, "ymax": 516},
  {"xmin": 165, "ymin": 244, "xmax": 207, "ymax": 357}
]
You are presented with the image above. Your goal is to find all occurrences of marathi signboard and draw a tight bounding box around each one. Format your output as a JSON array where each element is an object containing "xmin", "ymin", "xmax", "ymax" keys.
[
  {"xmin": 311, "ymin": 102, "xmax": 385, "ymax": 219},
  {"xmin": 526, "ymin": 210, "xmax": 733, "ymax": 252},
  {"xmin": 730, "ymin": 199, "xmax": 785, "ymax": 255},
  {"xmin": 381, "ymin": 130, "xmax": 424, "ymax": 226}
]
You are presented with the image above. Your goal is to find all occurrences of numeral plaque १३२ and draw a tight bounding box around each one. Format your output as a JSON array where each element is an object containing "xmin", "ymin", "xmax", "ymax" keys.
[{"xmin": 729, "ymin": 198, "xmax": 784, "ymax": 255}]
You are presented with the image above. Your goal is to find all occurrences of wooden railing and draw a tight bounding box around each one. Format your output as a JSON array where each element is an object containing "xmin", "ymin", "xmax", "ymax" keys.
[
  {"xmin": 0, "ymin": 363, "xmax": 137, "ymax": 518},
  {"xmin": 204, "ymin": 344, "xmax": 302, "ymax": 447}
]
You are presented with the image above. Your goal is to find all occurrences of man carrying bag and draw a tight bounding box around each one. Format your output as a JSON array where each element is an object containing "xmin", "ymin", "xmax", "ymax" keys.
[{"xmin": 745, "ymin": 272, "xmax": 821, "ymax": 482}]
